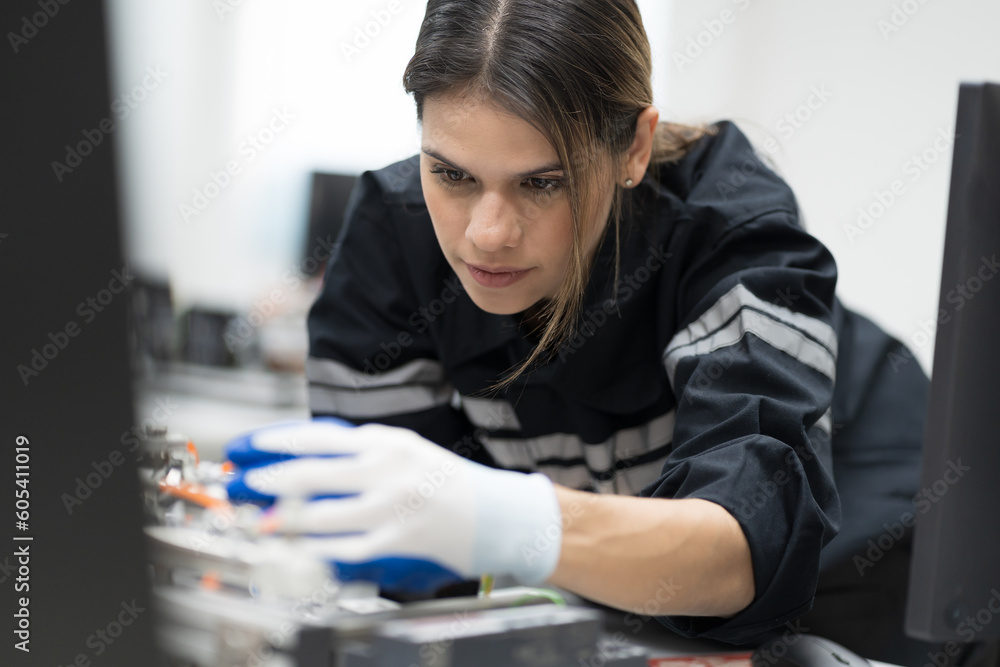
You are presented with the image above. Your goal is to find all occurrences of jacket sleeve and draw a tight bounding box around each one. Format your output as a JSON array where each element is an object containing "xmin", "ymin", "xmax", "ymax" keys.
[
  {"xmin": 305, "ymin": 168, "xmax": 488, "ymax": 462},
  {"xmin": 645, "ymin": 201, "xmax": 842, "ymax": 644}
]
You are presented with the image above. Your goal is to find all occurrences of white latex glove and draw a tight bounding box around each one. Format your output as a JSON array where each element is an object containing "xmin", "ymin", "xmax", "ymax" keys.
[{"xmin": 224, "ymin": 419, "xmax": 562, "ymax": 596}]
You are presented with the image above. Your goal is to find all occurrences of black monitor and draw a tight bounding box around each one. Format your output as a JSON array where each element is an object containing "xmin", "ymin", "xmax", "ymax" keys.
[
  {"xmin": 905, "ymin": 82, "xmax": 1000, "ymax": 645},
  {"xmin": 1, "ymin": 0, "xmax": 159, "ymax": 663},
  {"xmin": 303, "ymin": 172, "xmax": 358, "ymax": 277}
]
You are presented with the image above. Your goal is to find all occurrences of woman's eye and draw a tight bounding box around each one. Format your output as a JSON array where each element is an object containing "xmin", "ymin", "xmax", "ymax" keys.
[
  {"xmin": 525, "ymin": 177, "xmax": 562, "ymax": 195},
  {"xmin": 430, "ymin": 167, "xmax": 469, "ymax": 188}
]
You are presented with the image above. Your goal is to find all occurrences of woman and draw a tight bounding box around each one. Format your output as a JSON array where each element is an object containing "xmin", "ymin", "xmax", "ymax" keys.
[{"xmin": 228, "ymin": 0, "xmax": 935, "ymax": 662}]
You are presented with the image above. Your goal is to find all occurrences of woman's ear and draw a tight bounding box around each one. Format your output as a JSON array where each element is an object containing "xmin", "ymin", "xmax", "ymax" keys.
[{"xmin": 623, "ymin": 106, "xmax": 660, "ymax": 186}]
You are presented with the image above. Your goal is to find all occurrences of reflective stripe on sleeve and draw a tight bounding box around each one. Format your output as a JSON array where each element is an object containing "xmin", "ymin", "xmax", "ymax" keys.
[
  {"xmin": 460, "ymin": 396, "xmax": 523, "ymax": 431},
  {"xmin": 306, "ymin": 356, "xmax": 453, "ymax": 418},
  {"xmin": 662, "ymin": 283, "xmax": 837, "ymax": 385},
  {"xmin": 308, "ymin": 383, "xmax": 454, "ymax": 418},
  {"xmin": 306, "ymin": 356, "xmax": 446, "ymax": 389},
  {"xmin": 477, "ymin": 410, "xmax": 676, "ymax": 494},
  {"xmin": 812, "ymin": 408, "xmax": 833, "ymax": 437}
]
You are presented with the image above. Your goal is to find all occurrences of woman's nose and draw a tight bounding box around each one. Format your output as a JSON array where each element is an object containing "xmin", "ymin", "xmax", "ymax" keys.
[{"xmin": 466, "ymin": 193, "xmax": 522, "ymax": 252}]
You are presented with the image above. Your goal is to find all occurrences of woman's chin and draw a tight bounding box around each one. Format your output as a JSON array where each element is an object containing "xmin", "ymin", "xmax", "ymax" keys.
[{"xmin": 463, "ymin": 285, "xmax": 541, "ymax": 316}]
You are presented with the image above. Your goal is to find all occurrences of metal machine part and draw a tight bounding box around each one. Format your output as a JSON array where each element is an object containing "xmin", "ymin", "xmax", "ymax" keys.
[
  {"xmin": 139, "ymin": 428, "xmax": 652, "ymax": 666},
  {"xmin": 151, "ymin": 583, "xmax": 650, "ymax": 667}
]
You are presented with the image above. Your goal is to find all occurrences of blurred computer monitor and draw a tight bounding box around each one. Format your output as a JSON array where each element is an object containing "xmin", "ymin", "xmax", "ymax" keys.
[
  {"xmin": 905, "ymin": 82, "xmax": 1000, "ymax": 645},
  {"xmin": 2, "ymin": 0, "xmax": 159, "ymax": 663},
  {"xmin": 304, "ymin": 172, "xmax": 358, "ymax": 277}
]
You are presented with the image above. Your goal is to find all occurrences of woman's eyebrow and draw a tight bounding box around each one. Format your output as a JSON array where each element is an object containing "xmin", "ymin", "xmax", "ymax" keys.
[{"xmin": 421, "ymin": 148, "xmax": 563, "ymax": 179}]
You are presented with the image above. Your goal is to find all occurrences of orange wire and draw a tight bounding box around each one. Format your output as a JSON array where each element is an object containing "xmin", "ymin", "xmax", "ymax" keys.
[
  {"xmin": 201, "ymin": 571, "xmax": 223, "ymax": 591},
  {"xmin": 158, "ymin": 479, "xmax": 233, "ymax": 512},
  {"xmin": 186, "ymin": 440, "xmax": 200, "ymax": 464}
]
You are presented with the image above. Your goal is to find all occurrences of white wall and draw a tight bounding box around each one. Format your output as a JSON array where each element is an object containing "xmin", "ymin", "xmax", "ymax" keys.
[
  {"xmin": 105, "ymin": 0, "xmax": 428, "ymax": 312},
  {"xmin": 102, "ymin": 0, "xmax": 676, "ymax": 314},
  {"xmin": 662, "ymin": 0, "xmax": 1000, "ymax": 373},
  {"xmin": 106, "ymin": 1, "xmax": 1000, "ymax": 375}
]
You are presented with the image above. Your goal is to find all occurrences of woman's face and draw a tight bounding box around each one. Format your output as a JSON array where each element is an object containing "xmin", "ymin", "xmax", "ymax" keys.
[{"xmin": 420, "ymin": 93, "xmax": 614, "ymax": 315}]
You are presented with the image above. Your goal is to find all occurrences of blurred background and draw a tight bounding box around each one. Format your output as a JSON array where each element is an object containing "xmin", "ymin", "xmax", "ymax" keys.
[{"xmin": 105, "ymin": 0, "xmax": 1000, "ymax": 459}]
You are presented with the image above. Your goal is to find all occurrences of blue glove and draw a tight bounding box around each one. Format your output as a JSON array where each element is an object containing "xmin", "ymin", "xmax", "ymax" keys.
[{"xmin": 224, "ymin": 419, "xmax": 563, "ymax": 598}]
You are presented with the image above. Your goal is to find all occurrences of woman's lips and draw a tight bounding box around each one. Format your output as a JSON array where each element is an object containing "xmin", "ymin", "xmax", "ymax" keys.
[{"xmin": 465, "ymin": 262, "xmax": 533, "ymax": 288}]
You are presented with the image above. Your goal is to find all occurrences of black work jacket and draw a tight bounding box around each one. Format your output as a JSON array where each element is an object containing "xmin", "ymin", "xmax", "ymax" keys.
[{"xmin": 306, "ymin": 121, "xmax": 928, "ymax": 644}]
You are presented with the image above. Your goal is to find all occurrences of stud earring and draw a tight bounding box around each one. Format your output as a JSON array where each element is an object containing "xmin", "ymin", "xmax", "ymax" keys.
[{"xmin": 624, "ymin": 178, "xmax": 633, "ymax": 187}]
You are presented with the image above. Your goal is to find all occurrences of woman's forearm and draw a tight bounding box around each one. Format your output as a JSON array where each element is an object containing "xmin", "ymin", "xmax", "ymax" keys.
[{"xmin": 545, "ymin": 485, "xmax": 755, "ymax": 618}]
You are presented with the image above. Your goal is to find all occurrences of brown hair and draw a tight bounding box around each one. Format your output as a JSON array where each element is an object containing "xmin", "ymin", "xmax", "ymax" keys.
[{"xmin": 403, "ymin": 0, "xmax": 712, "ymax": 389}]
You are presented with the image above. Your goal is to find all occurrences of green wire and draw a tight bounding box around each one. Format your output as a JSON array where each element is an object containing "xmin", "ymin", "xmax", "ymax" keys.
[
  {"xmin": 478, "ymin": 573, "xmax": 495, "ymax": 598},
  {"xmin": 479, "ymin": 573, "xmax": 566, "ymax": 607}
]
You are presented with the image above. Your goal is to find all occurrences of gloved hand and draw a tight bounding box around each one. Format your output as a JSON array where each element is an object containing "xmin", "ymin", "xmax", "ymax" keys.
[{"xmin": 223, "ymin": 419, "xmax": 563, "ymax": 597}]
